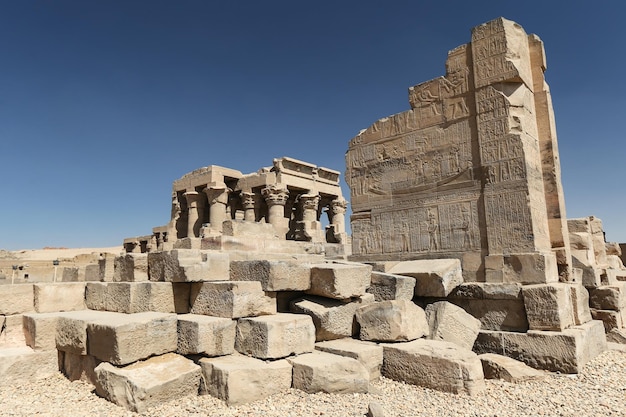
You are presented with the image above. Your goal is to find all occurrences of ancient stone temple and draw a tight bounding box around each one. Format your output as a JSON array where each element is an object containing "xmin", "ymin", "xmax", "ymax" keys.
[{"xmin": 347, "ymin": 17, "xmax": 570, "ymax": 283}]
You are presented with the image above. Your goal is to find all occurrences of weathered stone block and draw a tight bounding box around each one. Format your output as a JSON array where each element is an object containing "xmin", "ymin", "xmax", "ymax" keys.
[
  {"xmin": 0, "ymin": 284, "xmax": 33, "ymax": 315},
  {"xmin": 522, "ymin": 283, "xmax": 574, "ymax": 331},
  {"xmin": 33, "ymin": 282, "xmax": 86, "ymax": 313},
  {"xmin": 58, "ymin": 350, "xmax": 101, "ymax": 385},
  {"xmin": 177, "ymin": 314, "xmax": 235, "ymax": 356},
  {"xmin": 189, "ymin": 281, "xmax": 276, "ymax": 318},
  {"xmin": 425, "ymin": 301, "xmax": 482, "ymax": 349},
  {"xmin": 315, "ymin": 338, "xmax": 383, "ymax": 381},
  {"xmin": 589, "ymin": 284, "xmax": 626, "ymax": 310},
  {"xmin": 479, "ymin": 353, "xmax": 546, "ymax": 382},
  {"xmin": 55, "ymin": 310, "xmax": 111, "ymax": 355},
  {"xmin": 307, "ymin": 263, "xmax": 372, "ymax": 300},
  {"xmin": 473, "ymin": 320, "xmax": 607, "ymax": 373},
  {"xmin": 87, "ymin": 312, "xmax": 178, "ymax": 365},
  {"xmin": 94, "ymin": 353, "xmax": 201, "ymax": 413},
  {"xmin": 85, "ymin": 282, "xmax": 184, "ymax": 314},
  {"xmin": 590, "ymin": 308, "xmax": 625, "ymax": 332},
  {"xmin": 0, "ymin": 347, "xmax": 58, "ymax": 386},
  {"xmin": 22, "ymin": 312, "xmax": 66, "ymax": 351},
  {"xmin": 230, "ymin": 260, "xmax": 311, "ymax": 291},
  {"xmin": 381, "ymin": 339, "xmax": 485, "ymax": 395},
  {"xmin": 113, "ymin": 253, "xmax": 149, "ymax": 282},
  {"xmin": 290, "ymin": 294, "xmax": 374, "ymax": 341},
  {"xmin": 235, "ymin": 313, "xmax": 315, "ymax": 359},
  {"xmin": 356, "ymin": 300, "xmax": 429, "ymax": 342},
  {"xmin": 388, "ymin": 259, "xmax": 462, "ymax": 297},
  {"xmin": 288, "ymin": 351, "xmax": 369, "ymax": 394},
  {"xmin": 503, "ymin": 253, "xmax": 559, "ymax": 284},
  {"xmin": 367, "ymin": 271, "xmax": 416, "ymax": 301},
  {"xmin": 199, "ymin": 354, "xmax": 292, "ymax": 405},
  {"xmin": 568, "ymin": 283, "xmax": 592, "ymax": 325},
  {"xmin": 148, "ymin": 249, "xmax": 230, "ymax": 282}
]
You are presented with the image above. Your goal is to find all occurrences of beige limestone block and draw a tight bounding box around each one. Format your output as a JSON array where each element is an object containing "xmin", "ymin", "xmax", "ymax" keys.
[
  {"xmin": 177, "ymin": 314, "xmax": 235, "ymax": 356},
  {"xmin": 607, "ymin": 328, "xmax": 626, "ymax": 344},
  {"xmin": 58, "ymin": 350, "xmax": 101, "ymax": 385},
  {"xmin": 94, "ymin": 353, "xmax": 201, "ymax": 413},
  {"xmin": 356, "ymin": 300, "xmax": 429, "ymax": 342},
  {"xmin": 589, "ymin": 284, "xmax": 626, "ymax": 310},
  {"xmin": 87, "ymin": 312, "xmax": 178, "ymax": 365},
  {"xmin": 55, "ymin": 310, "xmax": 113, "ymax": 355},
  {"xmin": 199, "ymin": 354, "xmax": 292, "ymax": 406},
  {"xmin": 0, "ymin": 284, "xmax": 34, "ymax": 315},
  {"xmin": 229, "ymin": 260, "xmax": 311, "ymax": 291},
  {"xmin": 522, "ymin": 283, "xmax": 574, "ymax": 331},
  {"xmin": 189, "ymin": 281, "xmax": 276, "ymax": 318},
  {"xmin": 290, "ymin": 294, "xmax": 374, "ymax": 341},
  {"xmin": 148, "ymin": 249, "xmax": 229, "ymax": 282},
  {"xmin": 388, "ymin": 259, "xmax": 463, "ymax": 297},
  {"xmin": 367, "ymin": 271, "xmax": 416, "ymax": 301},
  {"xmin": 478, "ymin": 353, "xmax": 546, "ymax": 382},
  {"xmin": 501, "ymin": 253, "xmax": 559, "ymax": 284},
  {"xmin": 113, "ymin": 253, "xmax": 149, "ymax": 282},
  {"xmin": 0, "ymin": 347, "xmax": 58, "ymax": 386},
  {"xmin": 315, "ymin": 338, "xmax": 383, "ymax": 381},
  {"xmin": 22, "ymin": 312, "xmax": 66, "ymax": 351},
  {"xmin": 33, "ymin": 282, "xmax": 86, "ymax": 313},
  {"xmin": 568, "ymin": 283, "xmax": 592, "ymax": 325},
  {"xmin": 474, "ymin": 320, "xmax": 607, "ymax": 373},
  {"xmin": 381, "ymin": 339, "xmax": 485, "ymax": 395},
  {"xmin": 307, "ymin": 263, "xmax": 372, "ymax": 300},
  {"xmin": 0, "ymin": 314, "xmax": 26, "ymax": 348},
  {"xmin": 449, "ymin": 298, "xmax": 529, "ymax": 332},
  {"xmin": 288, "ymin": 351, "xmax": 369, "ymax": 394},
  {"xmin": 85, "ymin": 282, "xmax": 183, "ymax": 314},
  {"xmin": 85, "ymin": 282, "xmax": 108, "ymax": 311},
  {"xmin": 590, "ymin": 309, "xmax": 625, "ymax": 332},
  {"xmin": 235, "ymin": 313, "xmax": 315, "ymax": 359},
  {"xmin": 425, "ymin": 301, "xmax": 482, "ymax": 349}
]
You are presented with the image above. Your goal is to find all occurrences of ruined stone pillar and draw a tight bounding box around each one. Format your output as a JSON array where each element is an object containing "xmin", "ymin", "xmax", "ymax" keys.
[
  {"xmin": 204, "ymin": 185, "xmax": 230, "ymax": 233},
  {"xmin": 262, "ymin": 184, "xmax": 289, "ymax": 236},
  {"xmin": 299, "ymin": 193, "xmax": 320, "ymax": 223},
  {"xmin": 330, "ymin": 197, "xmax": 348, "ymax": 235},
  {"xmin": 183, "ymin": 191, "xmax": 200, "ymax": 238},
  {"xmin": 241, "ymin": 191, "xmax": 257, "ymax": 222}
]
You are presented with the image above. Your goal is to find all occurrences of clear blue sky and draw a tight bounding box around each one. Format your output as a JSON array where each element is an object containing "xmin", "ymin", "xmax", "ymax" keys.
[{"xmin": 1, "ymin": 1, "xmax": 624, "ymax": 250}]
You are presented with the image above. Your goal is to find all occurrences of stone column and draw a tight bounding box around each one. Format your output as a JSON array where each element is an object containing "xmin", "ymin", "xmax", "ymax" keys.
[
  {"xmin": 183, "ymin": 191, "xmax": 200, "ymax": 238},
  {"xmin": 262, "ymin": 184, "xmax": 289, "ymax": 234},
  {"xmin": 299, "ymin": 193, "xmax": 320, "ymax": 223},
  {"xmin": 330, "ymin": 197, "xmax": 348, "ymax": 236},
  {"xmin": 241, "ymin": 191, "xmax": 257, "ymax": 222},
  {"xmin": 203, "ymin": 185, "xmax": 230, "ymax": 233}
]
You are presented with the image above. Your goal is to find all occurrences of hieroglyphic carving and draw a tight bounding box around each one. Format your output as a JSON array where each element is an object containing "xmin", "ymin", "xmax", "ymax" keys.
[{"xmin": 484, "ymin": 189, "xmax": 534, "ymax": 253}]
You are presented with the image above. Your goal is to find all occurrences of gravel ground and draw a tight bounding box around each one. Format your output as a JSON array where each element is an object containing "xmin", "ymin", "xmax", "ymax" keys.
[{"xmin": 1, "ymin": 349, "xmax": 625, "ymax": 417}]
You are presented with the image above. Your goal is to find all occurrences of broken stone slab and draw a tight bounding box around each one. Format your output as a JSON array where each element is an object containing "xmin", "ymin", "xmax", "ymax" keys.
[
  {"xmin": 307, "ymin": 263, "xmax": 372, "ymax": 300},
  {"xmin": 288, "ymin": 351, "xmax": 369, "ymax": 394},
  {"xmin": 478, "ymin": 353, "xmax": 546, "ymax": 382},
  {"xmin": 0, "ymin": 284, "xmax": 34, "ymax": 315},
  {"xmin": 189, "ymin": 281, "xmax": 276, "ymax": 318},
  {"xmin": 590, "ymin": 308, "xmax": 625, "ymax": 332},
  {"xmin": 177, "ymin": 314, "xmax": 235, "ymax": 356},
  {"xmin": 94, "ymin": 353, "xmax": 201, "ymax": 413},
  {"xmin": 113, "ymin": 253, "xmax": 149, "ymax": 282},
  {"xmin": 0, "ymin": 347, "xmax": 58, "ymax": 386},
  {"xmin": 425, "ymin": 301, "xmax": 482, "ymax": 350},
  {"xmin": 367, "ymin": 402, "xmax": 385, "ymax": 417},
  {"xmin": 199, "ymin": 354, "xmax": 292, "ymax": 406},
  {"xmin": 589, "ymin": 283, "xmax": 626, "ymax": 311},
  {"xmin": 569, "ymin": 283, "xmax": 593, "ymax": 325},
  {"xmin": 522, "ymin": 283, "xmax": 575, "ymax": 331},
  {"xmin": 387, "ymin": 259, "xmax": 463, "ymax": 297},
  {"xmin": 381, "ymin": 339, "xmax": 485, "ymax": 395},
  {"xmin": 33, "ymin": 282, "xmax": 86, "ymax": 313},
  {"xmin": 235, "ymin": 313, "xmax": 315, "ymax": 359},
  {"xmin": 290, "ymin": 294, "xmax": 374, "ymax": 341},
  {"xmin": 356, "ymin": 300, "xmax": 429, "ymax": 342},
  {"xmin": 22, "ymin": 312, "xmax": 67, "ymax": 351},
  {"xmin": 607, "ymin": 328, "xmax": 626, "ymax": 344},
  {"xmin": 229, "ymin": 260, "xmax": 312, "ymax": 291},
  {"xmin": 315, "ymin": 338, "xmax": 383, "ymax": 381},
  {"xmin": 148, "ymin": 249, "xmax": 230, "ymax": 282},
  {"xmin": 367, "ymin": 271, "xmax": 416, "ymax": 301},
  {"xmin": 56, "ymin": 310, "xmax": 117, "ymax": 355},
  {"xmin": 58, "ymin": 350, "xmax": 101, "ymax": 385},
  {"xmin": 87, "ymin": 312, "xmax": 178, "ymax": 365},
  {"xmin": 473, "ymin": 320, "xmax": 607, "ymax": 373}
]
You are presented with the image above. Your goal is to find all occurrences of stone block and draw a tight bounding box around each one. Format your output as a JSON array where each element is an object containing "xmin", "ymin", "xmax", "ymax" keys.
[
  {"xmin": 568, "ymin": 283, "xmax": 592, "ymax": 325},
  {"xmin": 288, "ymin": 351, "xmax": 369, "ymax": 394},
  {"xmin": 590, "ymin": 309, "xmax": 625, "ymax": 332},
  {"xmin": 148, "ymin": 249, "xmax": 230, "ymax": 282},
  {"xmin": 356, "ymin": 300, "xmax": 429, "ymax": 342},
  {"xmin": 571, "ymin": 252, "xmax": 603, "ymax": 287},
  {"xmin": 84, "ymin": 264, "xmax": 101, "ymax": 281},
  {"xmin": 235, "ymin": 313, "xmax": 315, "ymax": 359},
  {"xmin": 229, "ymin": 260, "xmax": 311, "ymax": 291},
  {"xmin": 199, "ymin": 354, "xmax": 292, "ymax": 406},
  {"xmin": 381, "ymin": 339, "xmax": 485, "ymax": 395},
  {"xmin": 425, "ymin": 301, "xmax": 482, "ymax": 349},
  {"xmin": 388, "ymin": 259, "xmax": 463, "ymax": 297},
  {"xmin": 94, "ymin": 353, "xmax": 201, "ymax": 413},
  {"xmin": 0, "ymin": 347, "xmax": 58, "ymax": 386},
  {"xmin": 0, "ymin": 314, "xmax": 26, "ymax": 348},
  {"xmin": 189, "ymin": 281, "xmax": 276, "ymax": 318},
  {"xmin": 87, "ymin": 312, "xmax": 178, "ymax": 365},
  {"xmin": 56, "ymin": 310, "xmax": 110, "ymax": 355},
  {"xmin": 0, "ymin": 284, "xmax": 33, "ymax": 315},
  {"xmin": 522, "ymin": 283, "xmax": 574, "ymax": 331},
  {"xmin": 478, "ymin": 353, "xmax": 546, "ymax": 382},
  {"xmin": 85, "ymin": 282, "xmax": 184, "ymax": 314},
  {"xmin": 503, "ymin": 253, "xmax": 559, "ymax": 284},
  {"xmin": 177, "ymin": 314, "xmax": 235, "ymax": 356},
  {"xmin": 315, "ymin": 338, "xmax": 383, "ymax": 381},
  {"xmin": 589, "ymin": 284, "xmax": 626, "ymax": 310},
  {"xmin": 307, "ymin": 263, "xmax": 372, "ymax": 300},
  {"xmin": 607, "ymin": 328, "xmax": 626, "ymax": 344},
  {"xmin": 367, "ymin": 271, "xmax": 416, "ymax": 301},
  {"xmin": 33, "ymin": 282, "xmax": 86, "ymax": 313},
  {"xmin": 113, "ymin": 253, "xmax": 149, "ymax": 282},
  {"xmin": 290, "ymin": 294, "xmax": 374, "ymax": 341},
  {"xmin": 473, "ymin": 320, "xmax": 607, "ymax": 373},
  {"xmin": 22, "ymin": 312, "xmax": 66, "ymax": 350},
  {"xmin": 58, "ymin": 350, "xmax": 101, "ymax": 385}
]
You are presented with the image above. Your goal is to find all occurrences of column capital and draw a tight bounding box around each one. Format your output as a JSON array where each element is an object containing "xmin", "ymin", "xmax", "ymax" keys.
[
  {"xmin": 183, "ymin": 191, "xmax": 200, "ymax": 206},
  {"xmin": 298, "ymin": 193, "xmax": 320, "ymax": 211},
  {"xmin": 262, "ymin": 184, "xmax": 289, "ymax": 207},
  {"xmin": 330, "ymin": 197, "xmax": 348, "ymax": 214},
  {"xmin": 203, "ymin": 185, "xmax": 230, "ymax": 205},
  {"xmin": 241, "ymin": 191, "xmax": 257, "ymax": 210}
]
